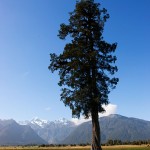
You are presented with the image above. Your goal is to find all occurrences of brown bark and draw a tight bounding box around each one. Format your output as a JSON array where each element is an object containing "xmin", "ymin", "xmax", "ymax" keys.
[{"xmin": 91, "ymin": 110, "xmax": 102, "ymax": 150}]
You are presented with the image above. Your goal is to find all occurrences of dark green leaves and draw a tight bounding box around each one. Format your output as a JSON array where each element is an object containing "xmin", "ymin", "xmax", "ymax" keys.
[{"xmin": 49, "ymin": 0, "xmax": 118, "ymax": 118}]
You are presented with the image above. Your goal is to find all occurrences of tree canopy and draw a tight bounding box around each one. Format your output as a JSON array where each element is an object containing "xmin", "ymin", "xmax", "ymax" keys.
[{"xmin": 49, "ymin": 0, "xmax": 118, "ymax": 119}]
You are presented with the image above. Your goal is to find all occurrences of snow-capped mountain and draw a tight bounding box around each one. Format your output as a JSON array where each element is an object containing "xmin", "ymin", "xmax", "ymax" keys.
[
  {"xmin": 18, "ymin": 117, "xmax": 77, "ymax": 144},
  {"xmin": 19, "ymin": 118, "xmax": 49, "ymax": 128},
  {"xmin": 30, "ymin": 117, "xmax": 49, "ymax": 127},
  {"xmin": 53, "ymin": 118, "xmax": 70, "ymax": 125},
  {"xmin": 19, "ymin": 117, "xmax": 73, "ymax": 127}
]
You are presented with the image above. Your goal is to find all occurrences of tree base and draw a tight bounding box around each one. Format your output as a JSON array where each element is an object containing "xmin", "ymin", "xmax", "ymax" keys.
[{"xmin": 91, "ymin": 144, "xmax": 102, "ymax": 150}]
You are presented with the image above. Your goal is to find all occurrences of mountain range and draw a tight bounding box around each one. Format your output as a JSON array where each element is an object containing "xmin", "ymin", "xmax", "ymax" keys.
[
  {"xmin": 19, "ymin": 117, "xmax": 76, "ymax": 144},
  {"xmin": 0, "ymin": 119, "xmax": 47, "ymax": 145},
  {"xmin": 0, "ymin": 114, "xmax": 150, "ymax": 145},
  {"xmin": 62, "ymin": 114, "xmax": 150, "ymax": 144}
]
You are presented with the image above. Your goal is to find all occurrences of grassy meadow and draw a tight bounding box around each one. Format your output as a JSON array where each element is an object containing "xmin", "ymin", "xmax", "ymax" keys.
[{"xmin": 0, "ymin": 145, "xmax": 150, "ymax": 150}]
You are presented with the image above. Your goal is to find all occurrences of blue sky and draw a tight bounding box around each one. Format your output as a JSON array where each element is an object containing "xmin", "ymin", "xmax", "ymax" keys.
[{"xmin": 0, "ymin": 0, "xmax": 150, "ymax": 121}]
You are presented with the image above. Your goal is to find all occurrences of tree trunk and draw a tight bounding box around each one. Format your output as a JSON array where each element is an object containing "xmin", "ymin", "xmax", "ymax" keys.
[{"xmin": 91, "ymin": 110, "xmax": 102, "ymax": 150}]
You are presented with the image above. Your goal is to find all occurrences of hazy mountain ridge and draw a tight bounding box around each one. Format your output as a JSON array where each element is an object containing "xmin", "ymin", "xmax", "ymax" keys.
[
  {"xmin": 1, "ymin": 114, "xmax": 150, "ymax": 145},
  {"xmin": 100, "ymin": 114, "xmax": 150, "ymax": 142},
  {"xmin": 0, "ymin": 119, "xmax": 47, "ymax": 145},
  {"xmin": 62, "ymin": 114, "xmax": 150, "ymax": 144}
]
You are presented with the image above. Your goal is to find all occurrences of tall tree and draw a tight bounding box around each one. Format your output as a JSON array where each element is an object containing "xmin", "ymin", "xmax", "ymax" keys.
[{"xmin": 49, "ymin": 0, "xmax": 118, "ymax": 150}]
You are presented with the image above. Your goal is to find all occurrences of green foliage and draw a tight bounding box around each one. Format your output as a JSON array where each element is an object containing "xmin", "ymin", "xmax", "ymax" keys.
[{"xmin": 49, "ymin": 0, "xmax": 118, "ymax": 118}]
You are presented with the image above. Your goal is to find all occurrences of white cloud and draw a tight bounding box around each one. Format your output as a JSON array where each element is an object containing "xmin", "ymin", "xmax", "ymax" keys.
[
  {"xmin": 71, "ymin": 104, "xmax": 117, "ymax": 125},
  {"xmin": 99, "ymin": 103, "xmax": 117, "ymax": 117},
  {"xmin": 71, "ymin": 116, "xmax": 91, "ymax": 125}
]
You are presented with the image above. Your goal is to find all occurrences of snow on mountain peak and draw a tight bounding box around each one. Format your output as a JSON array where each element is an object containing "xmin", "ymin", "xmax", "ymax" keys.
[
  {"xmin": 18, "ymin": 117, "xmax": 75, "ymax": 127},
  {"xmin": 53, "ymin": 118, "xmax": 70, "ymax": 125},
  {"xmin": 31, "ymin": 117, "xmax": 49, "ymax": 127}
]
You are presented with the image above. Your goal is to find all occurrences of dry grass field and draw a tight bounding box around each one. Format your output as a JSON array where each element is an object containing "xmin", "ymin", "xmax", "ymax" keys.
[{"xmin": 0, "ymin": 145, "xmax": 150, "ymax": 150}]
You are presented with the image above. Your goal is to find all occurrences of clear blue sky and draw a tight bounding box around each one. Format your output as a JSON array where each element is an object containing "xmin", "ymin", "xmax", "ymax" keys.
[{"xmin": 0, "ymin": 0, "xmax": 150, "ymax": 121}]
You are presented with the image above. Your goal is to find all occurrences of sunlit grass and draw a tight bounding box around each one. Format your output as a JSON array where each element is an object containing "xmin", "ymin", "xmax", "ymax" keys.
[{"xmin": 0, "ymin": 145, "xmax": 150, "ymax": 150}]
